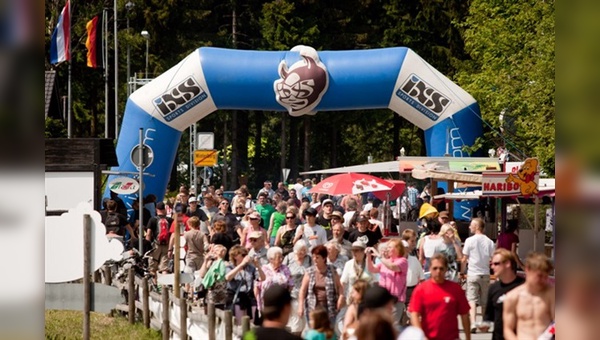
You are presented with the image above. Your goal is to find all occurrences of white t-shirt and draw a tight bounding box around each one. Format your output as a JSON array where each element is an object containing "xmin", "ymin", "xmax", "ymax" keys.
[
  {"xmin": 340, "ymin": 258, "xmax": 373, "ymax": 303},
  {"xmin": 343, "ymin": 211, "xmax": 356, "ymax": 228},
  {"xmin": 463, "ymin": 233, "xmax": 495, "ymax": 275},
  {"xmin": 406, "ymin": 255, "xmax": 424, "ymax": 287},
  {"xmin": 422, "ymin": 236, "xmax": 444, "ymax": 258},
  {"xmin": 293, "ymin": 183, "xmax": 304, "ymax": 200},
  {"xmin": 294, "ymin": 224, "xmax": 328, "ymax": 250}
]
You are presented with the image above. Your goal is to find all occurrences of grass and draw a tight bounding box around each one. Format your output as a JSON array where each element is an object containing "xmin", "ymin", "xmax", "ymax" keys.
[{"xmin": 45, "ymin": 310, "xmax": 161, "ymax": 340}]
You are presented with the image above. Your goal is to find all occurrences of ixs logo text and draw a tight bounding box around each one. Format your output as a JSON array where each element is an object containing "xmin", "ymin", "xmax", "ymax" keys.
[
  {"xmin": 396, "ymin": 74, "xmax": 451, "ymax": 121},
  {"xmin": 154, "ymin": 77, "xmax": 207, "ymax": 122}
]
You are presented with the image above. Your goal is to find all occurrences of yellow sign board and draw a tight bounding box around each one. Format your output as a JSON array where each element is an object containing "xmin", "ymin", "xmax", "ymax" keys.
[{"xmin": 194, "ymin": 150, "xmax": 218, "ymax": 167}]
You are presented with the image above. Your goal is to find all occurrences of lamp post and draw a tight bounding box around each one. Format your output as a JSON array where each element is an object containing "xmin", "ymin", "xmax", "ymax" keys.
[
  {"xmin": 141, "ymin": 30, "xmax": 150, "ymax": 78},
  {"xmin": 125, "ymin": 1, "xmax": 134, "ymax": 95}
]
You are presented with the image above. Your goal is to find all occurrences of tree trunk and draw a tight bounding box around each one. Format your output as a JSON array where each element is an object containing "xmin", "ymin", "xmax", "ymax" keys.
[
  {"xmin": 253, "ymin": 111, "xmax": 263, "ymax": 188},
  {"xmin": 289, "ymin": 116, "xmax": 299, "ymax": 180},
  {"xmin": 222, "ymin": 116, "xmax": 228, "ymax": 189},
  {"xmin": 303, "ymin": 116, "xmax": 310, "ymax": 174},
  {"xmin": 230, "ymin": 111, "xmax": 238, "ymax": 190},
  {"xmin": 280, "ymin": 112, "xmax": 287, "ymax": 182},
  {"xmin": 238, "ymin": 112, "xmax": 249, "ymax": 187},
  {"xmin": 393, "ymin": 113, "xmax": 401, "ymax": 158},
  {"xmin": 330, "ymin": 125, "xmax": 337, "ymax": 168}
]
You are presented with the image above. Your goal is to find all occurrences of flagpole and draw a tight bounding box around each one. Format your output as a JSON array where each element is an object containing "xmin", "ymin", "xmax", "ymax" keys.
[
  {"xmin": 104, "ymin": 9, "xmax": 109, "ymax": 138},
  {"xmin": 114, "ymin": 0, "xmax": 119, "ymax": 140},
  {"xmin": 67, "ymin": 0, "xmax": 72, "ymax": 138}
]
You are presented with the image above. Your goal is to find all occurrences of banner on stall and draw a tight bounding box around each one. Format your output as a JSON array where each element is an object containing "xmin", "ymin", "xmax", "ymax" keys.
[{"xmin": 483, "ymin": 158, "xmax": 539, "ymax": 196}]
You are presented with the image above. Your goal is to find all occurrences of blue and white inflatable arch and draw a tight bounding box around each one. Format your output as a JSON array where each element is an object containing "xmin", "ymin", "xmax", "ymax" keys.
[{"xmin": 106, "ymin": 45, "xmax": 482, "ymax": 219}]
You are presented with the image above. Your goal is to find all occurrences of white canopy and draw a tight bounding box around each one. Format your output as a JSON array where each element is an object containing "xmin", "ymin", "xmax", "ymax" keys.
[{"xmin": 300, "ymin": 156, "xmax": 501, "ymax": 175}]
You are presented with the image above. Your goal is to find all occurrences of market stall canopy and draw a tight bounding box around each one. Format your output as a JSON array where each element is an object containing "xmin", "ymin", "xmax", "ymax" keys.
[
  {"xmin": 300, "ymin": 157, "xmax": 501, "ymax": 176},
  {"xmin": 411, "ymin": 169, "xmax": 483, "ymax": 183},
  {"xmin": 300, "ymin": 161, "xmax": 401, "ymax": 175}
]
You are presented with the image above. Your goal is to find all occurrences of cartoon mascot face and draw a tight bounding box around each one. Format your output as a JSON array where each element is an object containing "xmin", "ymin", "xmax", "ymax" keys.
[
  {"xmin": 274, "ymin": 45, "xmax": 329, "ymax": 116},
  {"xmin": 506, "ymin": 158, "xmax": 539, "ymax": 196}
]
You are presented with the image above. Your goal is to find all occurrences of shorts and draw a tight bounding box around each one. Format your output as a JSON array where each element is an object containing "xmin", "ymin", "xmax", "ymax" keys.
[
  {"xmin": 184, "ymin": 257, "xmax": 204, "ymax": 274},
  {"xmin": 466, "ymin": 274, "xmax": 490, "ymax": 305},
  {"xmin": 149, "ymin": 244, "xmax": 169, "ymax": 273}
]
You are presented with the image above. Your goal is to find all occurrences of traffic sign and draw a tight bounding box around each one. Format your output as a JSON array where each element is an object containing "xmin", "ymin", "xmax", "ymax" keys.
[
  {"xmin": 197, "ymin": 132, "xmax": 214, "ymax": 150},
  {"xmin": 194, "ymin": 150, "xmax": 218, "ymax": 167},
  {"xmin": 199, "ymin": 167, "xmax": 213, "ymax": 180},
  {"xmin": 130, "ymin": 144, "xmax": 153, "ymax": 170}
]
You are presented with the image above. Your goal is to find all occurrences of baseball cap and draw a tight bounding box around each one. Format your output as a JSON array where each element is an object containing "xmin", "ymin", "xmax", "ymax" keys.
[
  {"xmin": 356, "ymin": 215, "xmax": 368, "ymax": 223},
  {"xmin": 351, "ymin": 240, "xmax": 366, "ymax": 249},
  {"xmin": 304, "ymin": 207, "xmax": 318, "ymax": 217},
  {"xmin": 188, "ymin": 196, "xmax": 197, "ymax": 203},
  {"xmin": 249, "ymin": 231, "xmax": 263, "ymax": 239},
  {"xmin": 156, "ymin": 202, "xmax": 166, "ymax": 210},
  {"xmin": 322, "ymin": 198, "xmax": 334, "ymax": 206},
  {"xmin": 439, "ymin": 211, "xmax": 450, "ymax": 219},
  {"xmin": 362, "ymin": 286, "xmax": 397, "ymax": 310},
  {"xmin": 262, "ymin": 284, "xmax": 292, "ymax": 314},
  {"xmin": 331, "ymin": 211, "xmax": 344, "ymax": 222},
  {"xmin": 248, "ymin": 211, "xmax": 261, "ymax": 220}
]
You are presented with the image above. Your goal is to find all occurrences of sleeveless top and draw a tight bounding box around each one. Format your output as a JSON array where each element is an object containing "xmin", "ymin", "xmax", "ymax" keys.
[
  {"xmin": 280, "ymin": 226, "xmax": 296, "ymax": 256},
  {"xmin": 271, "ymin": 212, "xmax": 286, "ymax": 237},
  {"xmin": 306, "ymin": 265, "xmax": 338, "ymax": 322}
]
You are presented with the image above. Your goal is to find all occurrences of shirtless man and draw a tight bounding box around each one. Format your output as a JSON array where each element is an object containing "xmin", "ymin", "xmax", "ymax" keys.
[{"xmin": 503, "ymin": 252, "xmax": 554, "ymax": 340}]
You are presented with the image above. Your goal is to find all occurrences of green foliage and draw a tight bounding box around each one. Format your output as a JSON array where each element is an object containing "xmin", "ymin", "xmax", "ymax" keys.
[
  {"xmin": 44, "ymin": 0, "xmax": 555, "ymax": 191},
  {"xmin": 45, "ymin": 118, "xmax": 67, "ymax": 138},
  {"xmin": 456, "ymin": 0, "xmax": 555, "ymax": 174}
]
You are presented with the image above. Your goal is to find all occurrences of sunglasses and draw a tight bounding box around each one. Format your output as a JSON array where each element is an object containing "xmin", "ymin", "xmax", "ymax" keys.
[
  {"xmin": 236, "ymin": 206, "xmax": 245, "ymax": 209},
  {"xmin": 491, "ymin": 261, "xmax": 504, "ymax": 266},
  {"xmin": 286, "ymin": 216, "xmax": 295, "ymax": 219},
  {"xmin": 249, "ymin": 238, "xmax": 259, "ymax": 242},
  {"xmin": 250, "ymin": 217, "xmax": 260, "ymax": 221},
  {"xmin": 332, "ymin": 216, "xmax": 341, "ymax": 220}
]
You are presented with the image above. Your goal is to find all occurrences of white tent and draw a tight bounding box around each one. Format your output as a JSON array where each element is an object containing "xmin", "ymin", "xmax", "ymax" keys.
[{"xmin": 300, "ymin": 156, "xmax": 501, "ymax": 175}]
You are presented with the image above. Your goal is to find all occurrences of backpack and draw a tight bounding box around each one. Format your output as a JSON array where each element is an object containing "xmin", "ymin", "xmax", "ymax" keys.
[
  {"xmin": 157, "ymin": 217, "xmax": 171, "ymax": 245},
  {"xmin": 105, "ymin": 213, "xmax": 122, "ymax": 235}
]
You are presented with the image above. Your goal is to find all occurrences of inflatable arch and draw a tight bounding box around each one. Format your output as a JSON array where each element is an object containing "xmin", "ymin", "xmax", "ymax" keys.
[{"xmin": 105, "ymin": 45, "xmax": 482, "ymax": 220}]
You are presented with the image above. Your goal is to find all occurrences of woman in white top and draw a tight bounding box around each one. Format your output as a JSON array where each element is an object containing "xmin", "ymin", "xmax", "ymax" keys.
[
  {"xmin": 340, "ymin": 241, "xmax": 373, "ymax": 304},
  {"xmin": 418, "ymin": 221, "xmax": 444, "ymax": 273}
]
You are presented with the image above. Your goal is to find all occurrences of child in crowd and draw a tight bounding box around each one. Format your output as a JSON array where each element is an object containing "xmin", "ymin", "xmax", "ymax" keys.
[
  {"xmin": 342, "ymin": 280, "xmax": 368, "ymax": 340},
  {"xmin": 305, "ymin": 307, "xmax": 336, "ymax": 340}
]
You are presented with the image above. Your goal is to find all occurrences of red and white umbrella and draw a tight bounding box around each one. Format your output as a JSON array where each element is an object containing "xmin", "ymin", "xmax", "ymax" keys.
[{"xmin": 309, "ymin": 173, "xmax": 395, "ymax": 196}]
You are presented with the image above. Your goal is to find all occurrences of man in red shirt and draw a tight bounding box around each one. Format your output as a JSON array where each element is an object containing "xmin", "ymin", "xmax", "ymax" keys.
[{"xmin": 409, "ymin": 253, "xmax": 471, "ymax": 340}]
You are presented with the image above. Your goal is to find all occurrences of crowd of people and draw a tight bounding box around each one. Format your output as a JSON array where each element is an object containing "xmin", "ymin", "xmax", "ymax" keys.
[{"xmin": 98, "ymin": 180, "xmax": 555, "ymax": 340}]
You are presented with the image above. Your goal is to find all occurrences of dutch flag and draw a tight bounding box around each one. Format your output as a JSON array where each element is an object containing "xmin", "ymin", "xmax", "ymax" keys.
[{"xmin": 50, "ymin": 0, "xmax": 70, "ymax": 65}]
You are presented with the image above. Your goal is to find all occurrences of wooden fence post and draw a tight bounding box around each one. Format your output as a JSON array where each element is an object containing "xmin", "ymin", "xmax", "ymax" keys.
[
  {"xmin": 102, "ymin": 265, "xmax": 112, "ymax": 286},
  {"xmin": 208, "ymin": 303, "xmax": 216, "ymax": 340},
  {"xmin": 128, "ymin": 267, "xmax": 135, "ymax": 324},
  {"xmin": 241, "ymin": 316, "xmax": 250, "ymax": 335},
  {"xmin": 142, "ymin": 277, "xmax": 150, "ymax": 329},
  {"xmin": 83, "ymin": 214, "xmax": 91, "ymax": 340},
  {"xmin": 93, "ymin": 269, "xmax": 101, "ymax": 283},
  {"xmin": 224, "ymin": 310, "xmax": 233, "ymax": 340},
  {"xmin": 162, "ymin": 288, "xmax": 170, "ymax": 340},
  {"xmin": 180, "ymin": 297, "xmax": 188, "ymax": 340}
]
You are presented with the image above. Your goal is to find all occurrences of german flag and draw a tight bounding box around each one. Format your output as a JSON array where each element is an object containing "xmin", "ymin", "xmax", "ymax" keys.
[{"xmin": 85, "ymin": 15, "xmax": 103, "ymax": 68}]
